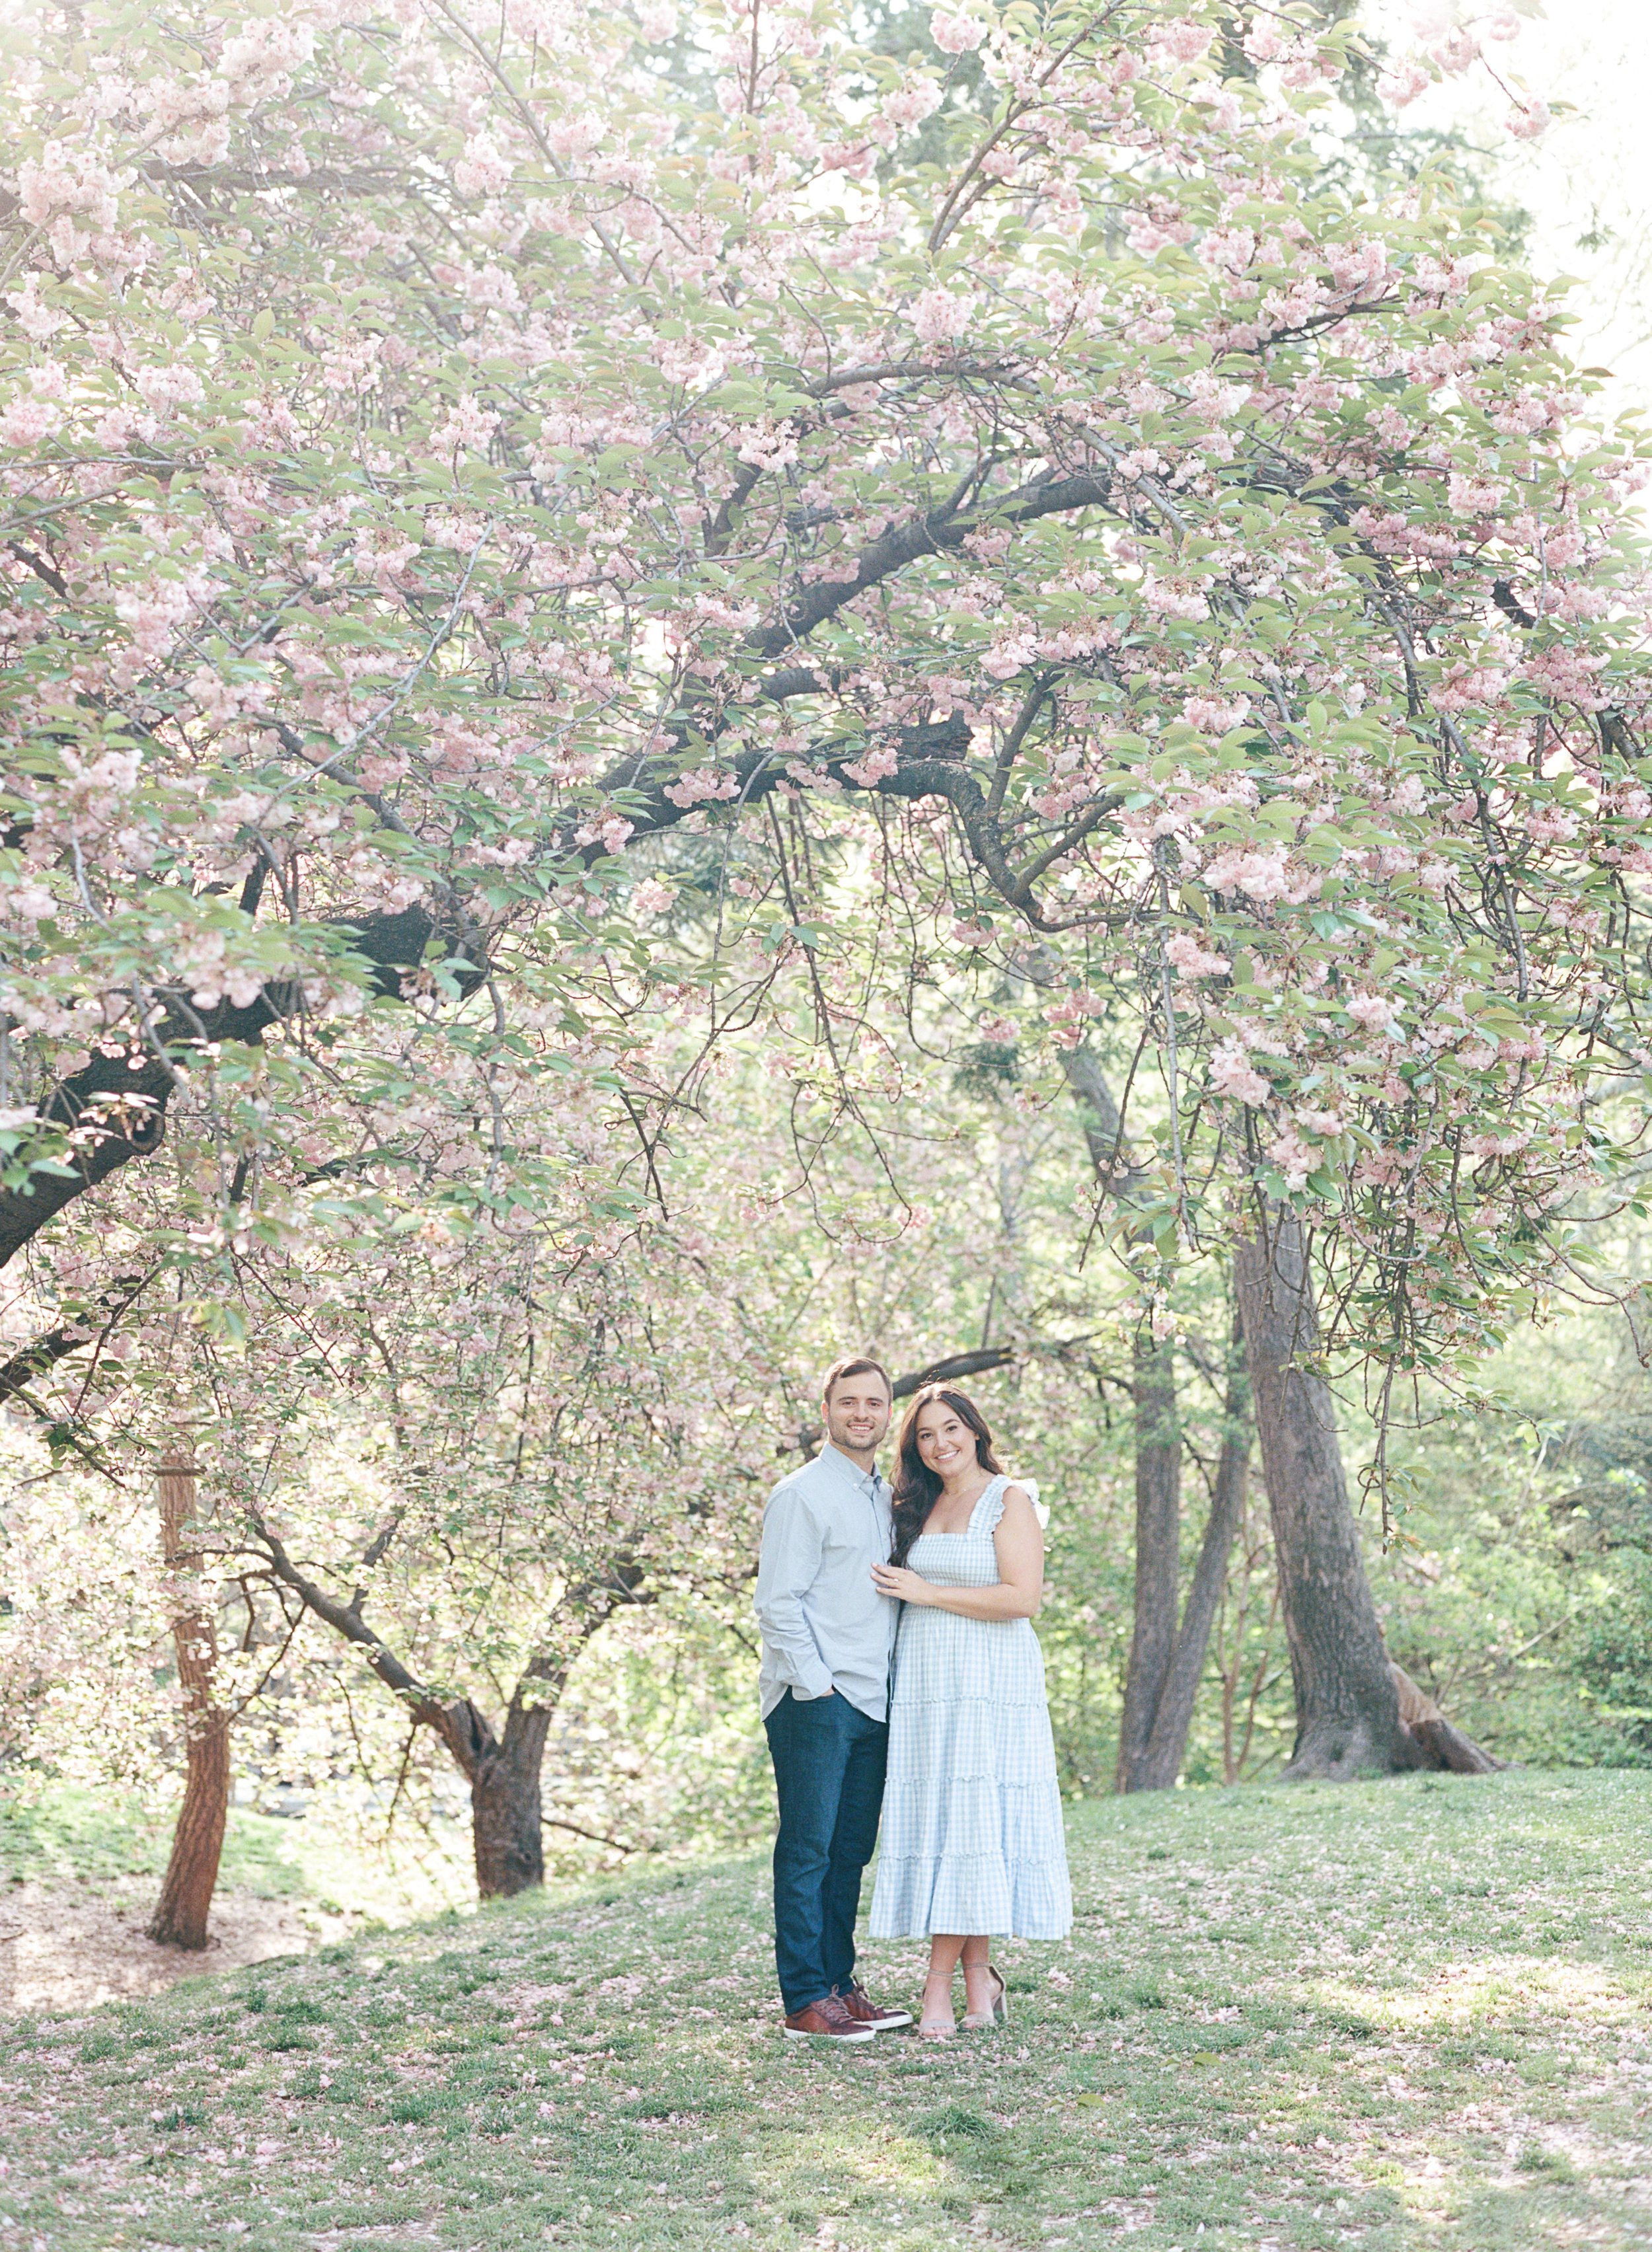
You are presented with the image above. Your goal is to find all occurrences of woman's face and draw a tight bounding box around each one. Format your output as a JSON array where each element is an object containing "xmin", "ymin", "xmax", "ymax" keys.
[{"xmin": 914, "ymin": 1402, "xmax": 978, "ymax": 1482}]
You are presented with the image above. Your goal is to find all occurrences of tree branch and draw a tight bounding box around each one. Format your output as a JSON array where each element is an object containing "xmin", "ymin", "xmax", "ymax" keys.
[
  {"xmin": 751, "ymin": 469, "xmax": 1112, "ymax": 657},
  {"xmin": 891, "ymin": 1345, "xmax": 1018, "ymax": 1398},
  {"xmin": 0, "ymin": 1268, "xmax": 155, "ymax": 1405},
  {"xmin": 249, "ymin": 1515, "xmax": 497, "ymax": 1778},
  {"xmin": 0, "ymin": 904, "xmax": 488, "ymax": 1269}
]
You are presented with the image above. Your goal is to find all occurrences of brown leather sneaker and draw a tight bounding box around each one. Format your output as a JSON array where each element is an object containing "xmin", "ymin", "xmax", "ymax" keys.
[
  {"xmin": 837, "ymin": 1982, "xmax": 913, "ymax": 2032},
  {"xmin": 782, "ymin": 1993, "xmax": 876, "ymax": 2043}
]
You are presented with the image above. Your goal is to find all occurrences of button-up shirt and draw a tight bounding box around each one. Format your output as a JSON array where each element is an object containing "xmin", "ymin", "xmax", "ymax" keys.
[{"xmin": 755, "ymin": 1441, "xmax": 896, "ymax": 1721}]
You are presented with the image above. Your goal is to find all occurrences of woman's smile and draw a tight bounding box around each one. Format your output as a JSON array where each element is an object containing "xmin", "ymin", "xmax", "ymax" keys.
[{"xmin": 915, "ymin": 1406, "xmax": 978, "ymax": 1478}]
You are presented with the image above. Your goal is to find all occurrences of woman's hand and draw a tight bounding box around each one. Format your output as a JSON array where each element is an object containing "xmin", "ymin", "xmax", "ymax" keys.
[{"xmin": 871, "ymin": 1561, "xmax": 934, "ymax": 1605}]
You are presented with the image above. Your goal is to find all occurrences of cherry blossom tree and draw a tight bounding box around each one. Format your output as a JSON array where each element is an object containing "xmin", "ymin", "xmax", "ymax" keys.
[
  {"xmin": 3, "ymin": 0, "xmax": 1651, "ymax": 1789},
  {"xmin": 0, "ymin": 1015, "xmax": 1133, "ymax": 1902}
]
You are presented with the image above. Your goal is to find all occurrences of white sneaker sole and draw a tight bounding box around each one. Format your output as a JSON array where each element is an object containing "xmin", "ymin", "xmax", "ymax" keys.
[
  {"xmin": 864, "ymin": 2013, "xmax": 913, "ymax": 2031},
  {"xmin": 782, "ymin": 2025, "xmax": 876, "ymax": 2042}
]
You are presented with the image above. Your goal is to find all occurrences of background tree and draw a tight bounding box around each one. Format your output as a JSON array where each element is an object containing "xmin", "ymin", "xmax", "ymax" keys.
[
  {"xmin": 146, "ymin": 1446, "xmax": 230, "ymax": 1947},
  {"xmin": 4, "ymin": 0, "xmax": 1651, "ymax": 1827}
]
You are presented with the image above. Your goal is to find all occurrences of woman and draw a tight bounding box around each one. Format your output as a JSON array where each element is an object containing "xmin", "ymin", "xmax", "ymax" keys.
[{"xmin": 868, "ymin": 1384, "xmax": 1072, "ymax": 2039}]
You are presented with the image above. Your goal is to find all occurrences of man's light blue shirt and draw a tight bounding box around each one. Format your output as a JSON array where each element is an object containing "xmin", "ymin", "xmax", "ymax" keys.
[{"xmin": 755, "ymin": 1441, "xmax": 896, "ymax": 1721}]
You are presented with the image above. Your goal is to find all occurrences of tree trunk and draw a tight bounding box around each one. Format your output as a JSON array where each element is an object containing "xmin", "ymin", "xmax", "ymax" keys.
[
  {"xmin": 471, "ymin": 1700, "xmax": 553, "ymax": 1899},
  {"xmin": 1115, "ymin": 1330, "xmax": 1181, "ymax": 1792},
  {"xmin": 1233, "ymin": 1208, "xmax": 1425, "ymax": 1780},
  {"xmin": 1391, "ymin": 1663, "xmax": 1503, "ymax": 1774},
  {"xmin": 254, "ymin": 1519, "xmax": 642, "ymax": 1902},
  {"xmin": 149, "ymin": 1451, "xmax": 231, "ymax": 1949},
  {"xmin": 1135, "ymin": 1334, "xmax": 1251, "ymax": 1791}
]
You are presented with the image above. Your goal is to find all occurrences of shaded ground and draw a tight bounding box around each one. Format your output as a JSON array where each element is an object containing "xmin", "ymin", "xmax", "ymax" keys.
[
  {"xmin": 1, "ymin": 1768, "xmax": 1649, "ymax": 2250},
  {"xmin": 0, "ymin": 1876, "xmax": 347, "ymax": 2012},
  {"xmin": 0, "ymin": 1785, "xmax": 468, "ymax": 2012}
]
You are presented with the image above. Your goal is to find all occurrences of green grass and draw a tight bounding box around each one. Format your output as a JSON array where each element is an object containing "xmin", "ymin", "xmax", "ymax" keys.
[
  {"xmin": 3, "ymin": 1768, "xmax": 1650, "ymax": 2249},
  {"xmin": 0, "ymin": 1782, "xmax": 470, "ymax": 1922},
  {"xmin": 0, "ymin": 1785, "xmax": 316, "ymax": 1898}
]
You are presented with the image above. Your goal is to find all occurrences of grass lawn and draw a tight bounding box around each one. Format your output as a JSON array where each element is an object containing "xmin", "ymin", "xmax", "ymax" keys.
[
  {"xmin": 2, "ymin": 1766, "xmax": 1649, "ymax": 2251},
  {"xmin": 0, "ymin": 1783, "xmax": 470, "ymax": 1922}
]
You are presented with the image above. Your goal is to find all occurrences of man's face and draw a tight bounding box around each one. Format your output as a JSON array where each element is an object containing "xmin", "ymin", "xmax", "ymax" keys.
[{"xmin": 822, "ymin": 1370, "xmax": 893, "ymax": 1458}]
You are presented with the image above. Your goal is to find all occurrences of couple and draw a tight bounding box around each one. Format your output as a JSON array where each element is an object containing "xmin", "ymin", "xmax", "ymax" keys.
[{"xmin": 755, "ymin": 1355, "xmax": 1072, "ymax": 2043}]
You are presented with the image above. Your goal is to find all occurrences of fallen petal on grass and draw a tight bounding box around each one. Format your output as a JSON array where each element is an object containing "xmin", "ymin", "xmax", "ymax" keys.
[{"xmin": 1, "ymin": 1770, "xmax": 1650, "ymax": 2249}]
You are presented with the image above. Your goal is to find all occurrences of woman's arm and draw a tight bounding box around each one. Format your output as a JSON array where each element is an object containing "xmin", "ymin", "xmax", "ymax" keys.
[{"xmin": 870, "ymin": 1485, "xmax": 1045, "ymax": 1620}]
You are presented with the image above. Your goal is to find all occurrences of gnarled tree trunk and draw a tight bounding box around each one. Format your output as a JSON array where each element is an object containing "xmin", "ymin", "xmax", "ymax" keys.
[
  {"xmin": 472, "ymin": 1700, "xmax": 554, "ymax": 1898},
  {"xmin": 1391, "ymin": 1663, "xmax": 1503, "ymax": 1775},
  {"xmin": 253, "ymin": 1517, "xmax": 644, "ymax": 1899},
  {"xmin": 1233, "ymin": 1207, "xmax": 1424, "ymax": 1780},
  {"xmin": 149, "ymin": 1450, "xmax": 231, "ymax": 1949}
]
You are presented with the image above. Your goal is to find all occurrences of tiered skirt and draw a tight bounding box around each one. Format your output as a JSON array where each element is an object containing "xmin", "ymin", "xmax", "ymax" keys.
[{"xmin": 869, "ymin": 1604, "xmax": 1072, "ymax": 1940}]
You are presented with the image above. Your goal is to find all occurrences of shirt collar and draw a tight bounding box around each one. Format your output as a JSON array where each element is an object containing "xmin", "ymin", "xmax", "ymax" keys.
[{"xmin": 821, "ymin": 1439, "xmax": 884, "ymax": 1492}]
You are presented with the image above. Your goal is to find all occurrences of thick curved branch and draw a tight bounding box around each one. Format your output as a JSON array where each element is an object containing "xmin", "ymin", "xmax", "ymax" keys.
[
  {"xmin": 891, "ymin": 1345, "xmax": 1017, "ymax": 1398},
  {"xmin": 752, "ymin": 469, "xmax": 1113, "ymax": 658},
  {"xmin": 251, "ymin": 1515, "xmax": 498, "ymax": 1777},
  {"xmin": 588, "ymin": 469, "xmax": 1132, "ymax": 922},
  {"xmin": 0, "ymin": 1267, "xmax": 155, "ymax": 1405},
  {"xmin": 613, "ymin": 714, "xmax": 1119, "ymax": 930},
  {"xmin": 0, "ymin": 904, "xmax": 488, "ymax": 1270},
  {"xmin": 780, "ymin": 1341, "xmax": 1089, "ymax": 1456}
]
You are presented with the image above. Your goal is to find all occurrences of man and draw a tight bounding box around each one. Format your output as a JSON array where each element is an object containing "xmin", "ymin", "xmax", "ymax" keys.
[{"xmin": 754, "ymin": 1355, "xmax": 913, "ymax": 2043}]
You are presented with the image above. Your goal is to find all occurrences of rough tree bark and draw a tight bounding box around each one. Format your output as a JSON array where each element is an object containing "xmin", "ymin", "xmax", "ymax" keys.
[
  {"xmin": 1115, "ymin": 1331, "xmax": 1181, "ymax": 1793},
  {"xmin": 149, "ymin": 1450, "xmax": 231, "ymax": 1949},
  {"xmin": 252, "ymin": 1517, "xmax": 641, "ymax": 1898},
  {"xmin": 1232, "ymin": 1206, "xmax": 1425, "ymax": 1780},
  {"xmin": 1135, "ymin": 1335, "xmax": 1252, "ymax": 1791},
  {"xmin": 1391, "ymin": 1663, "xmax": 1503, "ymax": 1776},
  {"xmin": 1053, "ymin": 1036, "xmax": 1248, "ymax": 1791},
  {"xmin": 470, "ymin": 1729, "xmax": 550, "ymax": 1897},
  {"xmin": 470, "ymin": 1686, "xmax": 562, "ymax": 1898}
]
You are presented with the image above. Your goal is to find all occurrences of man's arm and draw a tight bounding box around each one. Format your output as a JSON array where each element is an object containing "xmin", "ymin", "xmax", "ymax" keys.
[{"xmin": 754, "ymin": 1487, "xmax": 836, "ymax": 1700}]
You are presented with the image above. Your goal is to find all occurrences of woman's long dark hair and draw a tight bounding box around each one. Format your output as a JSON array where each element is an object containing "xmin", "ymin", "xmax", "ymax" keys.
[{"xmin": 889, "ymin": 1385, "xmax": 1002, "ymax": 1567}]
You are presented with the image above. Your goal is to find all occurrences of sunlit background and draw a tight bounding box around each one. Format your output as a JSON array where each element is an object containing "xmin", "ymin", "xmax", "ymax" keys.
[{"xmin": 1370, "ymin": 1, "xmax": 1652, "ymax": 424}]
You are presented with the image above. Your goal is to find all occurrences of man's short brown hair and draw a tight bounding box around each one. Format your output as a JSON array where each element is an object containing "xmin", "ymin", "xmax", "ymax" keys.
[{"xmin": 821, "ymin": 1354, "xmax": 893, "ymax": 1404}]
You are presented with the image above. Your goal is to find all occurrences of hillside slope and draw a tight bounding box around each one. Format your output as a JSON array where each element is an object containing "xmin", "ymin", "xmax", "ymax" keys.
[{"xmin": 3, "ymin": 1770, "xmax": 1649, "ymax": 2251}]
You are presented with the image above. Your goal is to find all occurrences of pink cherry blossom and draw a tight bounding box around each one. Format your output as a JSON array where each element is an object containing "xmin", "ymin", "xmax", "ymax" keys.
[
  {"xmin": 1209, "ymin": 1041, "xmax": 1271, "ymax": 1107},
  {"xmin": 841, "ymin": 743, "xmax": 899, "ymax": 787},
  {"xmin": 930, "ymin": 9, "xmax": 986, "ymax": 53},
  {"xmin": 1182, "ymin": 693, "xmax": 1250, "ymax": 735},
  {"xmin": 1265, "ymin": 1125, "xmax": 1315, "ymax": 1191},
  {"xmin": 909, "ymin": 287, "xmax": 974, "ymax": 344},
  {"xmin": 0, "ymin": 0, "xmax": 1635, "ymax": 1541},
  {"xmin": 1164, "ymin": 933, "xmax": 1230, "ymax": 980}
]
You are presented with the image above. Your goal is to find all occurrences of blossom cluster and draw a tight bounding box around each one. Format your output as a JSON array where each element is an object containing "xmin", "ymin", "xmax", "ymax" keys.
[{"xmin": 0, "ymin": 0, "xmax": 1645, "ymax": 1394}]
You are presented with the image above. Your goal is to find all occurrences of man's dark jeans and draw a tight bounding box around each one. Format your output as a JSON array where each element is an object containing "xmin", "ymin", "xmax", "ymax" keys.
[{"xmin": 764, "ymin": 1688, "xmax": 888, "ymax": 2014}]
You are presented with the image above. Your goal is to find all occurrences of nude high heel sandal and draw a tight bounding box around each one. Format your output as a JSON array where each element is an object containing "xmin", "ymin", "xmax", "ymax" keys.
[
  {"xmin": 961, "ymin": 1966, "xmax": 1007, "ymax": 2032},
  {"xmin": 919, "ymin": 1972, "xmax": 957, "ymax": 2040}
]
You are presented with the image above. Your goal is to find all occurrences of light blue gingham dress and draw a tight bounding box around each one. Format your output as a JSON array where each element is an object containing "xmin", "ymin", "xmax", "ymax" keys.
[{"xmin": 869, "ymin": 1475, "xmax": 1072, "ymax": 1939}]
